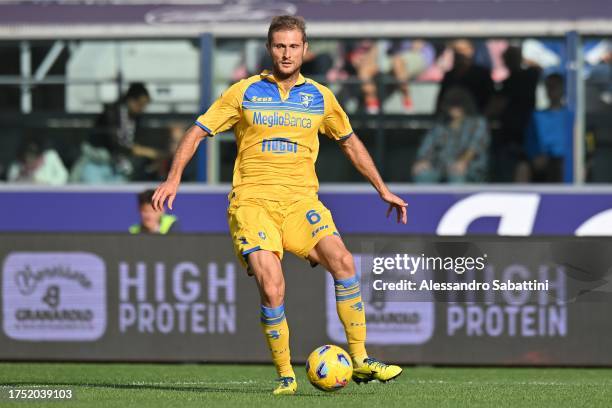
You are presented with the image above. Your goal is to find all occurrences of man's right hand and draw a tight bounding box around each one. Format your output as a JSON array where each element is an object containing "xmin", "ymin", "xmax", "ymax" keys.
[
  {"xmin": 152, "ymin": 179, "xmax": 179, "ymax": 211},
  {"xmin": 150, "ymin": 125, "xmax": 206, "ymax": 211}
]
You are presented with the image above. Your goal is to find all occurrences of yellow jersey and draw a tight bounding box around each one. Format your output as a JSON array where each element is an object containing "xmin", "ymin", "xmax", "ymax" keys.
[{"xmin": 195, "ymin": 71, "xmax": 353, "ymax": 201}]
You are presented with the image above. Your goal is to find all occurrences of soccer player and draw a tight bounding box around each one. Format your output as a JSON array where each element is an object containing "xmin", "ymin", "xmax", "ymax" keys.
[{"xmin": 152, "ymin": 15, "xmax": 408, "ymax": 395}]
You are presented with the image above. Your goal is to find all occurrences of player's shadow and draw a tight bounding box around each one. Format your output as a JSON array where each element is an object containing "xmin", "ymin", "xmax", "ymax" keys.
[{"xmin": 1, "ymin": 381, "xmax": 332, "ymax": 398}]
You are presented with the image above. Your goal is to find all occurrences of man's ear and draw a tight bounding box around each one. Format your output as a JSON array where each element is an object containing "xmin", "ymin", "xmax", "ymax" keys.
[{"xmin": 303, "ymin": 41, "xmax": 309, "ymax": 57}]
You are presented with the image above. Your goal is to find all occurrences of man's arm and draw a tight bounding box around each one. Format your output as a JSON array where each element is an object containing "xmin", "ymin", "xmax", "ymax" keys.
[
  {"xmin": 338, "ymin": 134, "xmax": 408, "ymax": 224},
  {"xmin": 152, "ymin": 125, "xmax": 208, "ymax": 211}
]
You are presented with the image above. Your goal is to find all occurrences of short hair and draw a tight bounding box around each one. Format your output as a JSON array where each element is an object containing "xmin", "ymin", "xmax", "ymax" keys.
[
  {"xmin": 439, "ymin": 86, "xmax": 478, "ymax": 118},
  {"xmin": 137, "ymin": 189, "xmax": 155, "ymax": 207},
  {"xmin": 125, "ymin": 82, "xmax": 150, "ymax": 101},
  {"xmin": 267, "ymin": 15, "xmax": 307, "ymax": 45},
  {"xmin": 545, "ymin": 73, "xmax": 564, "ymax": 86},
  {"xmin": 16, "ymin": 134, "xmax": 45, "ymax": 162}
]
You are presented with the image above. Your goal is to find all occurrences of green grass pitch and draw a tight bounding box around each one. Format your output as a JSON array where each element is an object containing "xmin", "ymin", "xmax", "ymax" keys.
[{"xmin": 1, "ymin": 363, "xmax": 611, "ymax": 407}]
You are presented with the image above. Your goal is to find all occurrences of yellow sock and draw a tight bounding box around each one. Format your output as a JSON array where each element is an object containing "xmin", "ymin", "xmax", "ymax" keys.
[
  {"xmin": 260, "ymin": 304, "xmax": 294, "ymax": 378},
  {"xmin": 334, "ymin": 275, "xmax": 368, "ymax": 364}
]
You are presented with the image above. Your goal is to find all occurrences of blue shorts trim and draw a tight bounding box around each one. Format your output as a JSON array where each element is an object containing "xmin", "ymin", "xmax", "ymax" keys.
[
  {"xmin": 337, "ymin": 132, "xmax": 354, "ymax": 141},
  {"xmin": 241, "ymin": 246, "xmax": 261, "ymax": 257}
]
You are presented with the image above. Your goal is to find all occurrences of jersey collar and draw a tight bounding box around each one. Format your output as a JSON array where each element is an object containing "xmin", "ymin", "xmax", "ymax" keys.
[{"xmin": 260, "ymin": 70, "xmax": 306, "ymax": 86}]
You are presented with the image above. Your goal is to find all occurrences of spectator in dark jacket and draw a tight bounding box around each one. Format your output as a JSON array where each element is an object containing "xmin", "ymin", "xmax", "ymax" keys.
[
  {"xmin": 436, "ymin": 40, "xmax": 494, "ymax": 115},
  {"xmin": 489, "ymin": 45, "xmax": 541, "ymax": 182},
  {"xmin": 71, "ymin": 83, "xmax": 161, "ymax": 183}
]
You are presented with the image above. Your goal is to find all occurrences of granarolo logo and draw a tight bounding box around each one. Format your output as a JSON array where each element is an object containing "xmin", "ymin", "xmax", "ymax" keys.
[
  {"xmin": 326, "ymin": 255, "xmax": 434, "ymax": 345},
  {"xmin": 2, "ymin": 252, "xmax": 106, "ymax": 341}
]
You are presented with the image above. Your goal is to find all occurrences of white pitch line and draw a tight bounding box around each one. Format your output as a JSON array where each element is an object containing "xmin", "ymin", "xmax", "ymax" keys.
[
  {"xmin": 129, "ymin": 380, "xmax": 260, "ymax": 386},
  {"xmin": 410, "ymin": 380, "xmax": 612, "ymax": 386},
  {"xmin": 0, "ymin": 381, "xmax": 261, "ymax": 388}
]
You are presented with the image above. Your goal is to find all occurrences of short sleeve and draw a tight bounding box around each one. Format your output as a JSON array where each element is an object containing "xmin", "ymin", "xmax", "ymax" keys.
[
  {"xmin": 195, "ymin": 81, "xmax": 244, "ymax": 136},
  {"xmin": 319, "ymin": 87, "xmax": 353, "ymax": 141}
]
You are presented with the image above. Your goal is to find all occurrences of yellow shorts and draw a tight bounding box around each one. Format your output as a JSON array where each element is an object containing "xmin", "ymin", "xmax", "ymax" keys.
[{"xmin": 227, "ymin": 196, "xmax": 340, "ymax": 270}]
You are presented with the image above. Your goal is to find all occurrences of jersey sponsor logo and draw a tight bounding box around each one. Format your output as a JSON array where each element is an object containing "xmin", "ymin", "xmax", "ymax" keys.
[
  {"xmin": 251, "ymin": 96, "xmax": 273, "ymax": 103},
  {"xmin": 261, "ymin": 138, "xmax": 298, "ymax": 154},
  {"xmin": 311, "ymin": 224, "xmax": 329, "ymax": 237},
  {"xmin": 252, "ymin": 111, "xmax": 312, "ymax": 128}
]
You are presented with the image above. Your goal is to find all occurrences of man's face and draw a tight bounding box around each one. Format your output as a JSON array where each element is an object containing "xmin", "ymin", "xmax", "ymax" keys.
[
  {"xmin": 127, "ymin": 95, "xmax": 150, "ymax": 116},
  {"xmin": 546, "ymin": 78, "xmax": 564, "ymax": 105},
  {"xmin": 267, "ymin": 29, "xmax": 307, "ymax": 79},
  {"xmin": 452, "ymin": 40, "xmax": 475, "ymax": 69},
  {"xmin": 140, "ymin": 203, "xmax": 163, "ymax": 232},
  {"xmin": 447, "ymin": 106, "xmax": 465, "ymax": 121}
]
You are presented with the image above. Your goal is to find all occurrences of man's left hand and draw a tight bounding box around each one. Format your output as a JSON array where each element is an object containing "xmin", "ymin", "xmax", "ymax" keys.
[{"xmin": 381, "ymin": 191, "xmax": 408, "ymax": 224}]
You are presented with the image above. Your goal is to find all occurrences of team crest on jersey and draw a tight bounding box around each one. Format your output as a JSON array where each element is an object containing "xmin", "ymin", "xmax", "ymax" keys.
[{"xmin": 299, "ymin": 92, "xmax": 314, "ymax": 108}]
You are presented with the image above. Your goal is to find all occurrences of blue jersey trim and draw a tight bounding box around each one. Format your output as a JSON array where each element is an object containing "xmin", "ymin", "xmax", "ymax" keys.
[
  {"xmin": 242, "ymin": 79, "xmax": 325, "ymax": 114},
  {"xmin": 242, "ymin": 105, "xmax": 324, "ymax": 114},
  {"xmin": 195, "ymin": 121, "xmax": 215, "ymax": 136}
]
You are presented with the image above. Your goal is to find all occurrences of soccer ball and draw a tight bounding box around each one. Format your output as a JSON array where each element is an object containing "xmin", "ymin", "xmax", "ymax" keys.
[{"xmin": 306, "ymin": 345, "xmax": 353, "ymax": 392}]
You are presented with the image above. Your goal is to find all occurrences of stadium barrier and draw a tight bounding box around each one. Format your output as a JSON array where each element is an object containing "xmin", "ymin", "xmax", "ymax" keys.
[
  {"xmin": 1, "ymin": 234, "xmax": 611, "ymax": 366},
  {"xmin": 3, "ymin": 186, "xmax": 612, "ymax": 235}
]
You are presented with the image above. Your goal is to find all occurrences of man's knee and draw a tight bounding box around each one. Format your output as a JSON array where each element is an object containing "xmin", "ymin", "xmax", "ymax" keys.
[
  {"xmin": 327, "ymin": 250, "xmax": 355, "ymax": 278},
  {"xmin": 248, "ymin": 251, "xmax": 285, "ymax": 306},
  {"xmin": 261, "ymin": 279, "xmax": 285, "ymax": 306}
]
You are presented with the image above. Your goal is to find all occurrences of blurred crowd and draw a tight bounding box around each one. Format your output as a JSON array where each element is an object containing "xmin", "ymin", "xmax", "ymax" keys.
[
  {"xmin": 232, "ymin": 37, "xmax": 610, "ymax": 183},
  {"xmin": 5, "ymin": 83, "xmax": 187, "ymax": 185},
  {"xmin": 2, "ymin": 38, "xmax": 610, "ymax": 184}
]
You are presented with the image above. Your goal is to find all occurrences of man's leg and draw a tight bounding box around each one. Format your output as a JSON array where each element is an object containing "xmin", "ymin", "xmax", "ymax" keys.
[
  {"xmin": 247, "ymin": 250, "xmax": 296, "ymax": 394},
  {"xmin": 307, "ymin": 236, "xmax": 367, "ymax": 363},
  {"xmin": 309, "ymin": 235, "xmax": 403, "ymax": 383}
]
